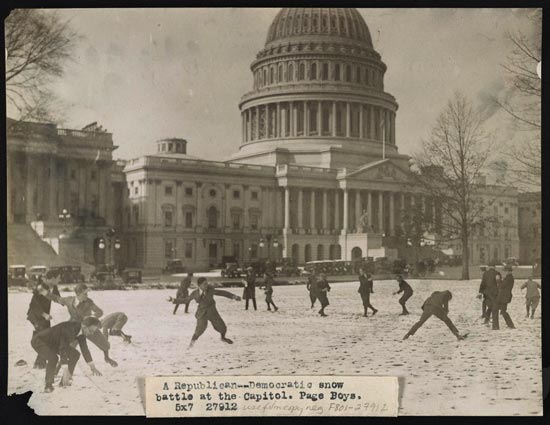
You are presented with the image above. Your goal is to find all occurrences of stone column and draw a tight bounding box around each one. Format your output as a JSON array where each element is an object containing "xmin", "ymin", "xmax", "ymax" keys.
[
  {"xmin": 359, "ymin": 104, "xmax": 364, "ymax": 139},
  {"xmin": 322, "ymin": 190, "xmax": 328, "ymax": 229},
  {"xmin": 317, "ymin": 100, "xmax": 322, "ymax": 135},
  {"xmin": 255, "ymin": 106, "xmax": 260, "ymax": 140},
  {"xmin": 355, "ymin": 190, "xmax": 361, "ymax": 231},
  {"xmin": 346, "ymin": 102, "xmax": 351, "ymax": 137},
  {"xmin": 389, "ymin": 192, "xmax": 395, "ymax": 236},
  {"xmin": 367, "ymin": 191, "xmax": 372, "ymax": 232},
  {"xmin": 343, "ymin": 188, "xmax": 349, "ymax": 231},
  {"xmin": 334, "ymin": 190, "xmax": 340, "ymax": 230},
  {"xmin": 284, "ymin": 187, "xmax": 290, "ymax": 229},
  {"xmin": 378, "ymin": 191, "xmax": 384, "ymax": 234},
  {"xmin": 310, "ymin": 189, "xmax": 316, "ymax": 229},
  {"xmin": 303, "ymin": 102, "xmax": 308, "ymax": 136},
  {"xmin": 297, "ymin": 188, "xmax": 303, "ymax": 229},
  {"xmin": 391, "ymin": 112, "xmax": 396, "ymax": 145},
  {"xmin": 370, "ymin": 106, "xmax": 376, "ymax": 140},
  {"xmin": 332, "ymin": 101, "xmax": 337, "ymax": 137},
  {"xmin": 49, "ymin": 155, "xmax": 57, "ymax": 220},
  {"xmin": 265, "ymin": 105, "xmax": 269, "ymax": 139},
  {"xmin": 276, "ymin": 103, "xmax": 281, "ymax": 138},
  {"xmin": 25, "ymin": 156, "xmax": 35, "ymax": 221}
]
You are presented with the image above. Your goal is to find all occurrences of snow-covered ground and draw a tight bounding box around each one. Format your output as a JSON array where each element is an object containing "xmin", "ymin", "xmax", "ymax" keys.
[{"xmin": 7, "ymin": 279, "xmax": 542, "ymax": 416}]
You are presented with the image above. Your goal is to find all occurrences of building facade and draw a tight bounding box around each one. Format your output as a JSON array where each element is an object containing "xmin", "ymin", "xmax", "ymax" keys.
[
  {"xmin": 518, "ymin": 192, "xmax": 541, "ymax": 264},
  {"xmin": 120, "ymin": 8, "xmax": 520, "ymax": 272},
  {"xmin": 6, "ymin": 118, "xmax": 124, "ymax": 265},
  {"xmin": 7, "ymin": 8, "xmax": 523, "ymax": 272}
]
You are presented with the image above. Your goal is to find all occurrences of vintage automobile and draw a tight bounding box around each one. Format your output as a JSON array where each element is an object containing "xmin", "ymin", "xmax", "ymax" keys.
[
  {"xmin": 221, "ymin": 262, "xmax": 244, "ymax": 278},
  {"xmin": 8, "ymin": 265, "xmax": 29, "ymax": 286},
  {"xmin": 163, "ymin": 259, "xmax": 186, "ymax": 274},
  {"xmin": 59, "ymin": 266, "xmax": 86, "ymax": 283},
  {"xmin": 46, "ymin": 266, "xmax": 62, "ymax": 280},
  {"xmin": 28, "ymin": 265, "xmax": 48, "ymax": 282},
  {"xmin": 121, "ymin": 268, "xmax": 142, "ymax": 284},
  {"xmin": 392, "ymin": 259, "xmax": 408, "ymax": 275},
  {"xmin": 276, "ymin": 257, "xmax": 301, "ymax": 277}
]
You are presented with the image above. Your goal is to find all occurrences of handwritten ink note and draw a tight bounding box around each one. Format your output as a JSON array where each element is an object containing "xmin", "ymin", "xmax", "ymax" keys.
[{"xmin": 145, "ymin": 375, "xmax": 398, "ymax": 417}]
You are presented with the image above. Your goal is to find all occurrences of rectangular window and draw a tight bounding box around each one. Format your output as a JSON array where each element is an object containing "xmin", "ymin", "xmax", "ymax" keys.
[
  {"xmin": 134, "ymin": 187, "xmax": 138, "ymax": 195},
  {"xmin": 251, "ymin": 191, "xmax": 258, "ymax": 200},
  {"xmin": 165, "ymin": 186, "xmax": 173, "ymax": 196},
  {"xmin": 334, "ymin": 64, "xmax": 340, "ymax": 81},
  {"xmin": 185, "ymin": 242, "xmax": 193, "ymax": 259},
  {"xmin": 185, "ymin": 211, "xmax": 193, "ymax": 228},
  {"xmin": 233, "ymin": 242, "xmax": 240, "ymax": 259},
  {"xmin": 165, "ymin": 240, "xmax": 173, "ymax": 259},
  {"xmin": 250, "ymin": 244, "xmax": 258, "ymax": 259},
  {"xmin": 185, "ymin": 187, "xmax": 193, "ymax": 196},
  {"xmin": 233, "ymin": 190, "xmax": 240, "ymax": 199},
  {"xmin": 250, "ymin": 214, "xmax": 259, "ymax": 230},
  {"xmin": 232, "ymin": 213, "xmax": 241, "ymax": 230},
  {"xmin": 164, "ymin": 210, "xmax": 173, "ymax": 227}
]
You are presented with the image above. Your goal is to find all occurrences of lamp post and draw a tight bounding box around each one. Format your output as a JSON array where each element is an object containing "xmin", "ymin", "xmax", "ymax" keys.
[
  {"xmin": 259, "ymin": 234, "xmax": 279, "ymax": 262},
  {"xmin": 97, "ymin": 228, "xmax": 121, "ymax": 282},
  {"xmin": 58, "ymin": 208, "xmax": 71, "ymax": 239}
]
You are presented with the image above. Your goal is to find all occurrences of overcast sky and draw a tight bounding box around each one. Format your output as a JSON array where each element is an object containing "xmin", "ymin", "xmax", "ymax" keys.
[{"xmin": 41, "ymin": 8, "xmax": 540, "ymax": 162}]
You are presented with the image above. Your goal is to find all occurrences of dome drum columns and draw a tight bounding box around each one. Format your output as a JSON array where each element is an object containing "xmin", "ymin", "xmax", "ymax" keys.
[{"xmin": 241, "ymin": 100, "xmax": 396, "ymax": 146}]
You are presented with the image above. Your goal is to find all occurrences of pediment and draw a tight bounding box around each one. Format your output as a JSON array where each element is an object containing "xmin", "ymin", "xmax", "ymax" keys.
[{"xmin": 345, "ymin": 159, "xmax": 412, "ymax": 183}]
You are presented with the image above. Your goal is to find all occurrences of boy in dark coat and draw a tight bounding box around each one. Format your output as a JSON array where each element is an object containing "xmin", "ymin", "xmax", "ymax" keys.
[
  {"xmin": 521, "ymin": 277, "xmax": 541, "ymax": 318},
  {"xmin": 31, "ymin": 316, "xmax": 103, "ymax": 393},
  {"xmin": 358, "ymin": 268, "xmax": 377, "ymax": 317},
  {"xmin": 262, "ymin": 272, "xmax": 278, "ymax": 311},
  {"xmin": 393, "ymin": 275, "xmax": 413, "ymax": 315},
  {"xmin": 306, "ymin": 273, "xmax": 319, "ymax": 308},
  {"xmin": 173, "ymin": 273, "xmax": 193, "ymax": 314},
  {"xmin": 479, "ymin": 262, "xmax": 499, "ymax": 327},
  {"xmin": 316, "ymin": 273, "xmax": 331, "ymax": 317},
  {"xmin": 169, "ymin": 277, "xmax": 241, "ymax": 348},
  {"xmin": 27, "ymin": 281, "xmax": 60, "ymax": 368},
  {"xmin": 403, "ymin": 290, "xmax": 465, "ymax": 340},
  {"xmin": 243, "ymin": 267, "xmax": 257, "ymax": 311},
  {"xmin": 494, "ymin": 270, "xmax": 515, "ymax": 330}
]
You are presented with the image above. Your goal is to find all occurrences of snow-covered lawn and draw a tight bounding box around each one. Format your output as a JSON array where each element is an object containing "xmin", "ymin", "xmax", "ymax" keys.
[{"xmin": 7, "ymin": 279, "xmax": 542, "ymax": 416}]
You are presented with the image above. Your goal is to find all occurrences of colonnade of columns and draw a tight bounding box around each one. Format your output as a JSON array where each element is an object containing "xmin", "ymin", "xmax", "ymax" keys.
[
  {"xmin": 282, "ymin": 187, "xmax": 440, "ymax": 236},
  {"xmin": 242, "ymin": 101, "xmax": 396, "ymax": 145}
]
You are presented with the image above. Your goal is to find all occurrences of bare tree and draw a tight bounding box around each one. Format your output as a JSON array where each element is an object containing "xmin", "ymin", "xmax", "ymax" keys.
[
  {"xmin": 5, "ymin": 9, "xmax": 80, "ymax": 127},
  {"xmin": 412, "ymin": 92, "xmax": 501, "ymax": 280},
  {"xmin": 495, "ymin": 9, "xmax": 541, "ymax": 189}
]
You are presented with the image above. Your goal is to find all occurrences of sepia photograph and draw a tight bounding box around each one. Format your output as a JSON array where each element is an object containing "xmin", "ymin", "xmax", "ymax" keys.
[{"xmin": 4, "ymin": 6, "xmax": 543, "ymax": 417}]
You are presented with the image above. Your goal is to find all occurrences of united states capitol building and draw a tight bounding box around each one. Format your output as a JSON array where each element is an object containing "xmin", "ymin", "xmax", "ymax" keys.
[{"xmin": 7, "ymin": 8, "xmax": 528, "ymax": 272}]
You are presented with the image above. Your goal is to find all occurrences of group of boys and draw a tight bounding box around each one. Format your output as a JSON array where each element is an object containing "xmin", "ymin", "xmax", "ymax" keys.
[{"xmin": 27, "ymin": 278, "xmax": 131, "ymax": 393}]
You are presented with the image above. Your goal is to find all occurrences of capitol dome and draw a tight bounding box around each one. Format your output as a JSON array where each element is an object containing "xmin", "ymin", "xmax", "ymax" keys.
[
  {"xmin": 232, "ymin": 8, "xmax": 403, "ymax": 169},
  {"xmin": 265, "ymin": 8, "xmax": 374, "ymax": 49}
]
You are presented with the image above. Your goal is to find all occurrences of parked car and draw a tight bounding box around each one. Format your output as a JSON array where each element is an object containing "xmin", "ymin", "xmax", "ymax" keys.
[
  {"xmin": 8, "ymin": 265, "xmax": 28, "ymax": 286},
  {"xmin": 60, "ymin": 266, "xmax": 86, "ymax": 283},
  {"xmin": 28, "ymin": 265, "xmax": 48, "ymax": 282},
  {"xmin": 46, "ymin": 266, "xmax": 62, "ymax": 280},
  {"xmin": 221, "ymin": 262, "xmax": 244, "ymax": 278},
  {"xmin": 121, "ymin": 268, "xmax": 142, "ymax": 284},
  {"xmin": 276, "ymin": 257, "xmax": 301, "ymax": 277},
  {"xmin": 163, "ymin": 259, "xmax": 186, "ymax": 274}
]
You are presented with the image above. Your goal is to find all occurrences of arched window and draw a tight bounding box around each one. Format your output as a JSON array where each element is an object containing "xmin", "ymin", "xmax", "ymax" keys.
[
  {"xmin": 345, "ymin": 65, "xmax": 352, "ymax": 82},
  {"xmin": 322, "ymin": 104, "xmax": 331, "ymax": 135},
  {"xmin": 263, "ymin": 68, "xmax": 267, "ymax": 86},
  {"xmin": 309, "ymin": 103, "xmax": 318, "ymax": 135},
  {"xmin": 317, "ymin": 245, "xmax": 324, "ymax": 261},
  {"xmin": 305, "ymin": 244, "xmax": 312, "ymax": 262},
  {"xmin": 296, "ymin": 103, "xmax": 305, "ymax": 135},
  {"xmin": 278, "ymin": 64, "xmax": 283, "ymax": 82},
  {"xmin": 311, "ymin": 62, "xmax": 317, "ymax": 80},
  {"xmin": 288, "ymin": 63, "xmax": 294, "ymax": 82},
  {"xmin": 291, "ymin": 244, "xmax": 299, "ymax": 263},
  {"xmin": 334, "ymin": 63, "xmax": 340, "ymax": 81},
  {"xmin": 298, "ymin": 63, "xmax": 305, "ymax": 80},
  {"xmin": 365, "ymin": 68, "xmax": 370, "ymax": 85},
  {"xmin": 356, "ymin": 65, "xmax": 361, "ymax": 83},
  {"xmin": 207, "ymin": 206, "xmax": 218, "ymax": 229},
  {"xmin": 270, "ymin": 67, "xmax": 274, "ymax": 84}
]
